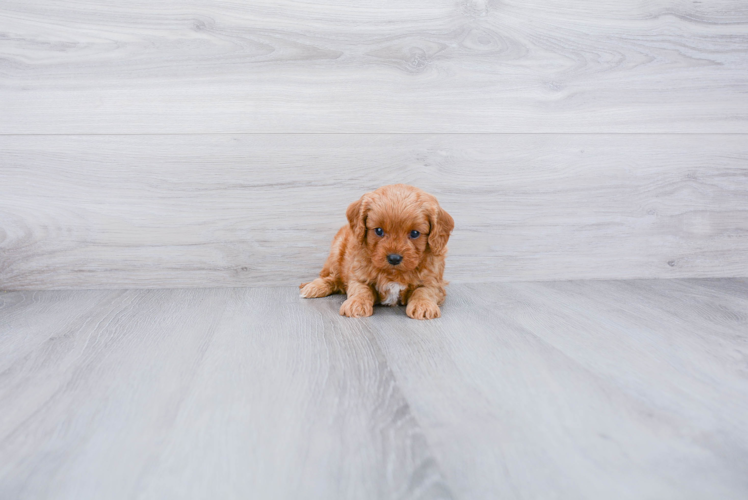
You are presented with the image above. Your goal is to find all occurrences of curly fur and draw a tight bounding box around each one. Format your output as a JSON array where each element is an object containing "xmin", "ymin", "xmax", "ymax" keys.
[{"xmin": 300, "ymin": 184, "xmax": 454, "ymax": 320}]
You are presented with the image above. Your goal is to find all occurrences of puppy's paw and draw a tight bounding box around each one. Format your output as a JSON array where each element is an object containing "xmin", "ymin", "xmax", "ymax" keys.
[
  {"xmin": 340, "ymin": 297, "xmax": 374, "ymax": 318},
  {"xmin": 406, "ymin": 299, "xmax": 441, "ymax": 320},
  {"xmin": 300, "ymin": 279, "xmax": 332, "ymax": 299}
]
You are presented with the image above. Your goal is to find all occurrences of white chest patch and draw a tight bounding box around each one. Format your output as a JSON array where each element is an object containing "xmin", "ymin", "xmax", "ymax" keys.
[{"xmin": 378, "ymin": 282, "xmax": 405, "ymax": 306}]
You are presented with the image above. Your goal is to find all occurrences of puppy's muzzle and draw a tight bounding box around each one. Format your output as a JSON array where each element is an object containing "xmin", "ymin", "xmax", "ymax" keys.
[{"xmin": 387, "ymin": 254, "xmax": 403, "ymax": 266}]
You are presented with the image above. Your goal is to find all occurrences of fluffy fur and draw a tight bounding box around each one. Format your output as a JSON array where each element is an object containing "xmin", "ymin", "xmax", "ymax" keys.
[{"xmin": 300, "ymin": 184, "xmax": 454, "ymax": 320}]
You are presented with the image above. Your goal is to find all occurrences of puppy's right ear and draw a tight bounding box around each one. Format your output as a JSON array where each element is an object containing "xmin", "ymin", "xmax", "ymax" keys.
[
  {"xmin": 427, "ymin": 203, "xmax": 454, "ymax": 256},
  {"xmin": 346, "ymin": 194, "xmax": 370, "ymax": 243}
]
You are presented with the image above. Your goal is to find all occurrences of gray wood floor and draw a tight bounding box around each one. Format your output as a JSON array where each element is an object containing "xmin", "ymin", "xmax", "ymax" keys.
[{"xmin": 2, "ymin": 279, "xmax": 747, "ymax": 499}]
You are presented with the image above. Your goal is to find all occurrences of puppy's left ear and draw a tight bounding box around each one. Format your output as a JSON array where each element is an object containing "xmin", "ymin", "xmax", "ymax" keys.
[
  {"xmin": 346, "ymin": 194, "xmax": 370, "ymax": 243},
  {"xmin": 427, "ymin": 203, "xmax": 454, "ymax": 255}
]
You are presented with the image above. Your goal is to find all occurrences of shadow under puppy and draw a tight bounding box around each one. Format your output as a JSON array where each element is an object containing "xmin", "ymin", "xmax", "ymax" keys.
[{"xmin": 300, "ymin": 184, "xmax": 454, "ymax": 319}]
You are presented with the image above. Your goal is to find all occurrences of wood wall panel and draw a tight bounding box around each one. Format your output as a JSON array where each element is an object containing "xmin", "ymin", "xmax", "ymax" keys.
[
  {"xmin": 1, "ymin": 0, "xmax": 747, "ymax": 133},
  {"xmin": 1, "ymin": 134, "xmax": 746, "ymax": 289}
]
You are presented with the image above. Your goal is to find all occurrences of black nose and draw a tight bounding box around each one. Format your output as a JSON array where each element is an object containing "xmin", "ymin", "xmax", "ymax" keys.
[{"xmin": 387, "ymin": 254, "xmax": 403, "ymax": 265}]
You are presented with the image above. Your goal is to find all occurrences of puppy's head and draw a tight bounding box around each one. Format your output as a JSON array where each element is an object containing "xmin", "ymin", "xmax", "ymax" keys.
[{"xmin": 346, "ymin": 184, "xmax": 454, "ymax": 273}]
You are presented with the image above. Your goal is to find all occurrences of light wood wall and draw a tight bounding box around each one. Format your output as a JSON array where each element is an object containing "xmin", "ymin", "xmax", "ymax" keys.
[{"xmin": 1, "ymin": 1, "xmax": 747, "ymax": 289}]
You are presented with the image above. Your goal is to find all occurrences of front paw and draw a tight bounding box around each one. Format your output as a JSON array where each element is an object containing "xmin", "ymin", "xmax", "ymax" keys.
[
  {"xmin": 340, "ymin": 297, "xmax": 374, "ymax": 318},
  {"xmin": 406, "ymin": 299, "xmax": 441, "ymax": 320}
]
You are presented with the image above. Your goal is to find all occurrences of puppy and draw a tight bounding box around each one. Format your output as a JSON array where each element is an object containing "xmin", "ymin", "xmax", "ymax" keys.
[{"xmin": 300, "ymin": 184, "xmax": 454, "ymax": 320}]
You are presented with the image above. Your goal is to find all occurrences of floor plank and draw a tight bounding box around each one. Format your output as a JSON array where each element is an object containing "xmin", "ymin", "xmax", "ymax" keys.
[
  {"xmin": 1, "ymin": 280, "xmax": 747, "ymax": 498},
  {"xmin": 0, "ymin": 288, "xmax": 452, "ymax": 500},
  {"xmin": 2, "ymin": 0, "xmax": 747, "ymax": 133},
  {"xmin": 368, "ymin": 280, "xmax": 748, "ymax": 499},
  {"xmin": 2, "ymin": 134, "xmax": 747, "ymax": 289}
]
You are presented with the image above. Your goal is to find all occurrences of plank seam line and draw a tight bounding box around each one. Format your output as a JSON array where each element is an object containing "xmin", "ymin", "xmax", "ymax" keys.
[
  {"xmin": 361, "ymin": 320, "xmax": 461, "ymax": 498},
  {"xmin": 1, "ymin": 133, "xmax": 748, "ymax": 137}
]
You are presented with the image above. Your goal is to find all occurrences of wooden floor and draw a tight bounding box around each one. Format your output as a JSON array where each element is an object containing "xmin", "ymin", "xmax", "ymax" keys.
[{"xmin": 1, "ymin": 279, "xmax": 746, "ymax": 499}]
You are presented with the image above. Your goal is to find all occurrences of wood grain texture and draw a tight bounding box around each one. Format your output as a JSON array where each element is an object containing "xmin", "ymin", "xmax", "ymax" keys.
[
  {"xmin": 0, "ymin": 287, "xmax": 453, "ymax": 500},
  {"xmin": 2, "ymin": 0, "xmax": 748, "ymax": 133},
  {"xmin": 1, "ymin": 280, "xmax": 747, "ymax": 499},
  {"xmin": 1, "ymin": 134, "xmax": 747, "ymax": 290},
  {"xmin": 368, "ymin": 279, "xmax": 748, "ymax": 499}
]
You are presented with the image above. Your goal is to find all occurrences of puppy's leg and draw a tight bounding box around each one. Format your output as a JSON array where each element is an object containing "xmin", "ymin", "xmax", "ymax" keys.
[
  {"xmin": 300, "ymin": 278, "xmax": 336, "ymax": 298},
  {"xmin": 340, "ymin": 281, "xmax": 375, "ymax": 318},
  {"xmin": 406, "ymin": 285, "xmax": 445, "ymax": 320},
  {"xmin": 300, "ymin": 226, "xmax": 346, "ymax": 298}
]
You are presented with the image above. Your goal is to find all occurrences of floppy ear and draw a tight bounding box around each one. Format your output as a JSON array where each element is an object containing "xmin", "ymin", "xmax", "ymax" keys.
[
  {"xmin": 346, "ymin": 194, "xmax": 370, "ymax": 243},
  {"xmin": 427, "ymin": 204, "xmax": 454, "ymax": 255}
]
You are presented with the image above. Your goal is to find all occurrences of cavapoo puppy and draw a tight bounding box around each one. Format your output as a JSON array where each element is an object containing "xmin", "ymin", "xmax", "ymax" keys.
[{"xmin": 300, "ymin": 184, "xmax": 454, "ymax": 320}]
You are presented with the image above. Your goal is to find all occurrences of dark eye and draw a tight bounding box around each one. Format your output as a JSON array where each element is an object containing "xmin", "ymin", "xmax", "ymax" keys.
[
  {"xmin": 409, "ymin": 230, "xmax": 421, "ymax": 239},
  {"xmin": 374, "ymin": 227, "xmax": 384, "ymax": 237}
]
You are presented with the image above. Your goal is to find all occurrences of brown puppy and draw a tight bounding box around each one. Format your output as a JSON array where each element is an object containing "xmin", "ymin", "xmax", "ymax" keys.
[{"xmin": 300, "ymin": 184, "xmax": 454, "ymax": 319}]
